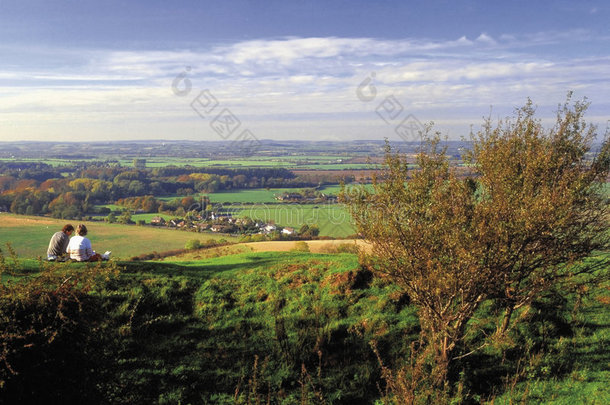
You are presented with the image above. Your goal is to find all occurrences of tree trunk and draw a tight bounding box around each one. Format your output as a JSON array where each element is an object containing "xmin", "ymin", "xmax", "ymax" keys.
[
  {"xmin": 497, "ymin": 305, "xmax": 514, "ymax": 335},
  {"xmin": 433, "ymin": 336, "xmax": 450, "ymax": 388}
]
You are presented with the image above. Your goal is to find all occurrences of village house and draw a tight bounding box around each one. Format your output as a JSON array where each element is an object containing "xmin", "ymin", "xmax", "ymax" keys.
[
  {"xmin": 150, "ymin": 216, "xmax": 166, "ymax": 226},
  {"xmin": 211, "ymin": 212, "xmax": 233, "ymax": 221},
  {"xmin": 197, "ymin": 223, "xmax": 210, "ymax": 231},
  {"xmin": 281, "ymin": 227, "xmax": 295, "ymax": 235},
  {"xmin": 276, "ymin": 193, "xmax": 303, "ymax": 202},
  {"xmin": 211, "ymin": 224, "xmax": 231, "ymax": 233},
  {"xmin": 263, "ymin": 224, "xmax": 277, "ymax": 233}
]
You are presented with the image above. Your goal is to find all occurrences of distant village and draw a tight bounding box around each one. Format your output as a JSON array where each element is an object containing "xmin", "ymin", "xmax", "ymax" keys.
[
  {"xmin": 147, "ymin": 210, "xmax": 321, "ymax": 240},
  {"xmin": 128, "ymin": 189, "xmax": 333, "ymax": 239}
]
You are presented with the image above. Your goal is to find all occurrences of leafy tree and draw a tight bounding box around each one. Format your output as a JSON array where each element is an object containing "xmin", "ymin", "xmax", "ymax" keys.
[
  {"xmin": 185, "ymin": 239, "xmax": 201, "ymax": 250},
  {"xmin": 298, "ymin": 224, "xmax": 320, "ymax": 239},
  {"xmin": 467, "ymin": 96, "xmax": 609, "ymax": 336},
  {"xmin": 343, "ymin": 96, "xmax": 609, "ymax": 392},
  {"xmin": 105, "ymin": 212, "xmax": 117, "ymax": 223},
  {"xmin": 117, "ymin": 211, "xmax": 133, "ymax": 225}
]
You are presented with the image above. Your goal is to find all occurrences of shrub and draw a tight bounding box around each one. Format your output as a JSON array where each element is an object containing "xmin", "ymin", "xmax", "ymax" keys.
[
  {"xmin": 185, "ymin": 239, "xmax": 201, "ymax": 250},
  {"xmin": 291, "ymin": 241, "xmax": 310, "ymax": 252},
  {"xmin": 0, "ymin": 246, "xmax": 120, "ymax": 402}
]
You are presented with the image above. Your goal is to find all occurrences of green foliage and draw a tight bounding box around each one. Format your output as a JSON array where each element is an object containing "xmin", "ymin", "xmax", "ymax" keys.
[
  {"xmin": 105, "ymin": 212, "xmax": 117, "ymax": 223},
  {"xmin": 0, "ymin": 245, "xmax": 120, "ymax": 402},
  {"xmin": 185, "ymin": 239, "xmax": 202, "ymax": 250},
  {"xmin": 117, "ymin": 210, "xmax": 133, "ymax": 224},
  {"xmin": 344, "ymin": 95, "xmax": 610, "ymax": 399}
]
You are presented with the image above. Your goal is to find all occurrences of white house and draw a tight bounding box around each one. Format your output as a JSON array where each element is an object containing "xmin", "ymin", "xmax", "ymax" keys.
[{"xmin": 263, "ymin": 224, "xmax": 277, "ymax": 233}]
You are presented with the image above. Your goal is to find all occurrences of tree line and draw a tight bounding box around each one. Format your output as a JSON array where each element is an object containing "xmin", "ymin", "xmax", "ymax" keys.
[{"xmin": 0, "ymin": 165, "xmax": 338, "ymax": 219}]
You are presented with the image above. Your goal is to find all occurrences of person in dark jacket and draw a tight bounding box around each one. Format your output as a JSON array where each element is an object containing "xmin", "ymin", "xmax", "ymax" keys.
[{"xmin": 47, "ymin": 224, "xmax": 74, "ymax": 261}]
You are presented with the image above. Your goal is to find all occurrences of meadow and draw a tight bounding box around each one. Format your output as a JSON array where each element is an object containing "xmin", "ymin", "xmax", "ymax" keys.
[
  {"xmin": 211, "ymin": 185, "xmax": 341, "ymax": 202},
  {"xmin": 0, "ymin": 214, "xmax": 237, "ymax": 259},
  {"xmin": 226, "ymin": 203, "xmax": 355, "ymax": 237}
]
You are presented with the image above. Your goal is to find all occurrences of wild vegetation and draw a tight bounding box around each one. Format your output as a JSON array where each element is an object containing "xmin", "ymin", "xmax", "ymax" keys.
[
  {"xmin": 1, "ymin": 247, "xmax": 608, "ymax": 404},
  {"xmin": 343, "ymin": 95, "xmax": 609, "ymax": 402}
]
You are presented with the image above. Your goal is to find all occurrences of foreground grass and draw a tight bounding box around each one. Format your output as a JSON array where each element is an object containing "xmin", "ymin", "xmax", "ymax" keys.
[
  {"xmin": 1, "ymin": 250, "xmax": 608, "ymax": 404},
  {"xmin": 490, "ymin": 275, "xmax": 610, "ymax": 404},
  {"xmin": 1, "ymin": 251, "xmax": 413, "ymax": 404}
]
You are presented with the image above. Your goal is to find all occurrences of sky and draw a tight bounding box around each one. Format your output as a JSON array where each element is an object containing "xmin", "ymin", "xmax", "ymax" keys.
[{"xmin": 0, "ymin": 0, "xmax": 609, "ymax": 143}]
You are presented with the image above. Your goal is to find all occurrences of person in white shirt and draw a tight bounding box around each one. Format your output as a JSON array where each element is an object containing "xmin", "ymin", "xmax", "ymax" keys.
[{"xmin": 67, "ymin": 224, "xmax": 110, "ymax": 261}]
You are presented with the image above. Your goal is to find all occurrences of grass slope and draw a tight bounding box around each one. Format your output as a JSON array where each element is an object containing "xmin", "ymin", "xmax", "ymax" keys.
[
  {"xmin": 1, "ymin": 249, "xmax": 608, "ymax": 403},
  {"xmin": 0, "ymin": 214, "xmax": 236, "ymax": 259}
]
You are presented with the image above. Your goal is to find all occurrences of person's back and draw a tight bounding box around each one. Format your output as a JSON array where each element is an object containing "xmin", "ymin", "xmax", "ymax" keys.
[
  {"xmin": 66, "ymin": 224, "xmax": 110, "ymax": 262},
  {"xmin": 67, "ymin": 234, "xmax": 94, "ymax": 261},
  {"xmin": 47, "ymin": 224, "xmax": 74, "ymax": 261}
]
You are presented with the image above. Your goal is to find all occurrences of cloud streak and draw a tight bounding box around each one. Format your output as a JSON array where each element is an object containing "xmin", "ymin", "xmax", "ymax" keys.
[{"xmin": 0, "ymin": 31, "xmax": 609, "ymax": 141}]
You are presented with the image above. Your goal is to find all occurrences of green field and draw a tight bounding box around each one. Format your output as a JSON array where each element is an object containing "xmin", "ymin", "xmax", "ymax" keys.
[
  {"xmin": 0, "ymin": 214, "xmax": 236, "ymax": 259},
  {"xmin": 155, "ymin": 185, "xmax": 345, "ymax": 204},
  {"xmin": 129, "ymin": 212, "xmax": 175, "ymax": 222},
  {"xmin": 0, "ymin": 155, "xmax": 376, "ymax": 170},
  {"xmin": 221, "ymin": 203, "xmax": 355, "ymax": 237}
]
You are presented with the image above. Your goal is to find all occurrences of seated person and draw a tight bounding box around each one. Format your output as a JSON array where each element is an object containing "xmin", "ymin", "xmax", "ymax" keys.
[
  {"xmin": 47, "ymin": 224, "xmax": 74, "ymax": 261},
  {"xmin": 67, "ymin": 224, "xmax": 111, "ymax": 262}
]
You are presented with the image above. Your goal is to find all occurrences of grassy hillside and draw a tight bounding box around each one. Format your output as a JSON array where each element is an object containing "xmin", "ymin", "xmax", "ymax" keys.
[
  {"xmin": 0, "ymin": 214, "xmax": 237, "ymax": 259},
  {"xmin": 2, "ymin": 250, "xmax": 608, "ymax": 404},
  {"xmin": 2, "ymin": 251, "xmax": 412, "ymax": 403}
]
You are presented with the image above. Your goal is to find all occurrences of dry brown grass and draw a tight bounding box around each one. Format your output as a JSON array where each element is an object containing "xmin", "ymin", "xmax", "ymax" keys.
[{"xmin": 241, "ymin": 240, "xmax": 370, "ymax": 254}]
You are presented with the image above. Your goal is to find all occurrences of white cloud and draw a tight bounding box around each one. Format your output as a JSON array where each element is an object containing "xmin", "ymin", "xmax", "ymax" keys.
[
  {"xmin": 475, "ymin": 33, "xmax": 497, "ymax": 46},
  {"xmin": 0, "ymin": 32, "xmax": 609, "ymax": 141}
]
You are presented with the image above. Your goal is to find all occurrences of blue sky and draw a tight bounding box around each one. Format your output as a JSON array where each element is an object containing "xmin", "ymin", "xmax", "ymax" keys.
[{"xmin": 0, "ymin": 0, "xmax": 608, "ymax": 142}]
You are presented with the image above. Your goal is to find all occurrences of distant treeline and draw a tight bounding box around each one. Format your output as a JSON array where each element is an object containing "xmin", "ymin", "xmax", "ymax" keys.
[{"xmin": 0, "ymin": 162, "xmax": 349, "ymax": 219}]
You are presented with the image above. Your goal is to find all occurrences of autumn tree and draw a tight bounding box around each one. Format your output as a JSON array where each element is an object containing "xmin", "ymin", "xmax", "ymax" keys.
[
  {"xmin": 467, "ymin": 96, "xmax": 609, "ymax": 336},
  {"xmin": 343, "ymin": 96, "xmax": 609, "ymax": 394}
]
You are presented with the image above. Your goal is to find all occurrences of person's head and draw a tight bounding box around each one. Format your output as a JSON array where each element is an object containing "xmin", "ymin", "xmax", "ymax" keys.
[
  {"xmin": 76, "ymin": 224, "xmax": 88, "ymax": 236},
  {"xmin": 62, "ymin": 224, "xmax": 74, "ymax": 235}
]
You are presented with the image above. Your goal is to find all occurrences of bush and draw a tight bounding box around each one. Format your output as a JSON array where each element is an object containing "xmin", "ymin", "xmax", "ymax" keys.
[
  {"xmin": 185, "ymin": 239, "xmax": 202, "ymax": 250},
  {"xmin": 0, "ymin": 247, "xmax": 120, "ymax": 402},
  {"xmin": 291, "ymin": 241, "xmax": 310, "ymax": 252}
]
